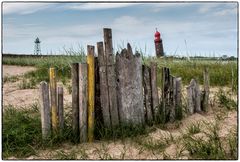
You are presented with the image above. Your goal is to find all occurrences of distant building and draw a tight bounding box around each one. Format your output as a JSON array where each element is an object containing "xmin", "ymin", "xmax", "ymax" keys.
[
  {"xmin": 34, "ymin": 37, "xmax": 41, "ymax": 55},
  {"xmin": 154, "ymin": 29, "xmax": 164, "ymax": 57}
]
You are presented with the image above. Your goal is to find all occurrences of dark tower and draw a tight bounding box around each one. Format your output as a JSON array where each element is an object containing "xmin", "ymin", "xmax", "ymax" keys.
[
  {"xmin": 34, "ymin": 37, "xmax": 41, "ymax": 55},
  {"xmin": 154, "ymin": 29, "xmax": 164, "ymax": 57}
]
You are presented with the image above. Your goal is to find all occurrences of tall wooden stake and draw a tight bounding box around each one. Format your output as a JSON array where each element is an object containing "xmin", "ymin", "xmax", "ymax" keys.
[
  {"xmin": 39, "ymin": 81, "xmax": 51, "ymax": 139},
  {"xmin": 97, "ymin": 41, "xmax": 111, "ymax": 128},
  {"xmin": 150, "ymin": 62, "xmax": 159, "ymax": 120},
  {"xmin": 87, "ymin": 45, "xmax": 95, "ymax": 142},
  {"xmin": 143, "ymin": 65, "xmax": 153, "ymax": 124},
  {"xmin": 72, "ymin": 63, "xmax": 79, "ymax": 142},
  {"xmin": 79, "ymin": 63, "xmax": 88, "ymax": 143},
  {"xmin": 49, "ymin": 67, "xmax": 58, "ymax": 132},
  {"xmin": 103, "ymin": 28, "xmax": 119, "ymax": 127},
  {"xmin": 58, "ymin": 86, "xmax": 64, "ymax": 131}
]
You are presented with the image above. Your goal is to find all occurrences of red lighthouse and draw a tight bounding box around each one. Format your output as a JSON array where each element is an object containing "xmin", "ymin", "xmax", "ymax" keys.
[{"xmin": 154, "ymin": 28, "xmax": 164, "ymax": 57}]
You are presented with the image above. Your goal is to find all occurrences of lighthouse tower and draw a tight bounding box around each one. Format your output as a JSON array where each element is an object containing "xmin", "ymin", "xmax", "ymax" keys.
[{"xmin": 154, "ymin": 29, "xmax": 164, "ymax": 57}]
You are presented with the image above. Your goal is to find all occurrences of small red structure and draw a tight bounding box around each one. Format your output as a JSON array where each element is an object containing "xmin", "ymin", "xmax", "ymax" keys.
[{"xmin": 154, "ymin": 28, "xmax": 164, "ymax": 57}]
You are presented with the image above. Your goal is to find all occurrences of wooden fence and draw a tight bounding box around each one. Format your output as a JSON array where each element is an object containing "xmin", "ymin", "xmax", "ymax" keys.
[{"xmin": 39, "ymin": 28, "xmax": 210, "ymax": 142}]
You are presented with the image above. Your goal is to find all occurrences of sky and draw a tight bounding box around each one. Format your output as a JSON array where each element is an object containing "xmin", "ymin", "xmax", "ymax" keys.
[{"xmin": 2, "ymin": 2, "xmax": 238, "ymax": 57}]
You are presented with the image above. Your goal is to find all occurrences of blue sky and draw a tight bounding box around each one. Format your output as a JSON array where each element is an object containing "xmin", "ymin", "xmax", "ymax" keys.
[{"xmin": 2, "ymin": 2, "xmax": 238, "ymax": 57}]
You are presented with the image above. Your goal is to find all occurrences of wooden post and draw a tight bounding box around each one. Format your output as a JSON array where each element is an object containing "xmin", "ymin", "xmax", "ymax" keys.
[
  {"xmin": 87, "ymin": 45, "xmax": 95, "ymax": 142},
  {"xmin": 143, "ymin": 65, "xmax": 153, "ymax": 124},
  {"xmin": 161, "ymin": 67, "xmax": 170, "ymax": 123},
  {"xmin": 103, "ymin": 28, "xmax": 119, "ymax": 127},
  {"xmin": 97, "ymin": 42, "xmax": 111, "ymax": 128},
  {"xmin": 195, "ymin": 81, "xmax": 201, "ymax": 112},
  {"xmin": 187, "ymin": 79, "xmax": 201, "ymax": 114},
  {"xmin": 116, "ymin": 43, "xmax": 145, "ymax": 125},
  {"xmin": 186, "ymin": 83, "xmax": 194, "ymax": 115},
  {"xmin": 71, "ymin": 63, "xmax": 79, "ymax": 142},
  {"xmin": 169, "ymin": 75, "xmax": 176, "ymax": 122},
  {"xmin": 79, "ymin": 63, "xmax": 88, "ymax": 143},
  {"xmin": 58, "ymin": 86, "xmax": 64, "ymax": 130},
  {"xmin": 94, "ymin": 56, "xmax": 103, "ymax": 130},
  {"xmin": 202, "ymin": 68, "xmax": 210, "ymax": 112},
  {"xmin": 39, "ymin": 81, "xmax": 51, "ymax": 139},
  {"xmin": 150, "ymin": 62, "xmax": 159, "ymax": 120},
  {"xmin": 49, "ymin": 67, "xmax": 58, "ymax": 132},
  {"xmin": 175, "ymin": 77, "xmax": 182, "ymax": 120}
]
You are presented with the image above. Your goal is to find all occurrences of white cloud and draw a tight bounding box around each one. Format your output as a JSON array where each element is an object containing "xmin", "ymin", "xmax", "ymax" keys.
[
  {"xmin": 198, "ymin": 3, "xmax": 237, "ymax": 15},
  {"xmin": 66, "ymin": 3, "xmax": 138, "ymax": 10},
  {"xmin": 213, "ymin": 6, "xmax": 237, "ymax": 16},
  {"xmin": 3, "ymin": 3, "xmax": 52, "ymax": 15},
  {"xmin": 148, "ymin": 3, "xmax": 193, "ymax": 13},
  {"xmin": 198, "ymin": 3, "xmax": 221, "ymax": 13}
]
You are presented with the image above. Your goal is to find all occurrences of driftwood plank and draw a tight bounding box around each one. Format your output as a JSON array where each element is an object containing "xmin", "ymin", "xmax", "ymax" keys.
[
  {"xmin": 187, "ymin": 79, "xmax": 201, "ymax": 114},
  {"xmin": 87, "ymin": 45, "xmax": 95, "ymax": 142},
  {"xmin": 39, "ymin": 81, "xmax": 51, "ymax": 139},
  {"xmin": 97, "ymin": 41, "xmax": 111, "ymax": 128},
  {"xmin": 116, "ymin": 43, "xmax": 144, "ymax": 125},
  {"xmin": 169, "ymin": 75, "xmax": 176, "ymax": 122},
  {"xmin": 175, "ymin": 77, "xmax": 182, "ymax": 120},
  {"xmin": 71, "ymin": 63, "xmax": 79, "ymax": 142},
  {"xmin": 58, "ymin": 86, "xmax": 64, "ymax": 131},
  {"xmin": 150, "ymin": 62, "xmax": 159, "ymax": 120},
  {"xmin": 201, "ymin": 68, "xmax": 210, "ymax": 112},
  {"xmin": 103, "ymin": 28, "xmax": 119, "ymax": 127},
  {"xmin": 49, "ymin": 67, "xmax": 58, "ymax": 132},
  {"xmin": 143, "ymin": 65, "xmax": 153, "ymax": 124},
  {"xmin": 195, "ymin": 81, "xmax": 201, "ymax": 112},
  {"xmin": 161, "ymin": 67, "xmax": 170, "ymax": 123},
  {"xmin": 94, "ymin": 56, "xmax": 103, "ymax": 130},
  {"xmin": 79, "ymin": 63, "xmax": 88, "ymax": 143}
]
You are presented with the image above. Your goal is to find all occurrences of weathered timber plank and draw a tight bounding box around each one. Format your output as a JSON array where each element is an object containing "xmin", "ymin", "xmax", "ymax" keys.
[
  {"xmin": 97, "ymin": 42, "xmax": 111, "ymax": 128},
  {"xmin": 87, "ymin": 45, "xmax": 95, "ymax": 142},
  {"xmin": 201, "ymin": 68, "xmax": 210, "ymax": 112},
  {"xmin": 169, "ymin": 75, "xmax": 176, "ymax": 122},
  {"xmin": 150, "ymin": 62, "xmax": 159, "ymax": 120},
  {"xmin": 143, "ymin": 65, "xmax": 153, "ymax": 124},
  {"xmin": 116, "ymin": 43, "xmax": 144, "ymax": 125},
  {"xmin": 175, "ymin": 77, "xmax": 182, "ymax": 120},
  {"xmin": 39, "ymin": 81, "xmax": 51, "ymax": 139},
  {"xmin": 103, "ymin": 28, "xmax": 119, "ymax": 127},
  {"xmin": 58, "ymin": 86, "xmax": 64, "ymax": 130},
  {"xmin": 79, "ymin": 63, "xmax": 88, "ymax": 143},
  {"xmin": 49, "ymin": 67, "xmax": 59, "ymax": 132},
  {"xmin": 71, "ymin": 63, "xmax": 79, "ymax": 142},
  {"xmin": 94, "ymin": 56, "xmax": 103, "ymax": 129}
]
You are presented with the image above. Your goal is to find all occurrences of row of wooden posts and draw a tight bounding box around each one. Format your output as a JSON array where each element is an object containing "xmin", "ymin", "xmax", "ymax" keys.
[{"xmin": 39, "ymin": 28, "xmax": 210, "ymax": 142}]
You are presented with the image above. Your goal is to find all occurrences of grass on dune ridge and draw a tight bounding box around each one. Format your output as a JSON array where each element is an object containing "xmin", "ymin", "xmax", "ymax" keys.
[{"xmin": 3, "ymin": 52, "xmax": 237, "ymax": 90}]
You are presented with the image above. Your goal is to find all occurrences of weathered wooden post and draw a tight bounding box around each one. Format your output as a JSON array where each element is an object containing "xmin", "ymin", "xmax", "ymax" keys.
[
  {"xmin": 116, "ymin": 43, "xmax": 145, "ymax": 125},
  {"xmin": 87, "ymin": 45, "xmax": 95, "ymax": 142},
  {"xmin": 161, "ymin": 67, "xmax": 170, "ymax": 123},
  {"xmin": 58, "ymin": 86, "xmax": 64, "ymax": 130},
  {"xmin": 79, "ymin": 63, "xmax": 88, "ymax": 143},
  {"xmin": 187, "ymin": 79, "xmax": 201, "ymax": 114},
  {"xmin": 143, "ymin": 65, "xmax": 153, "ymax": 124},
  {"xmin": 97, "ymin": 42, "xmax": 111, "ymax": 127},
  {"xmin": 175, "ymin": 77, "xmax": 182, "ymax": 120},
  {"xmin": 94, "ymin": 56, "xmax": 103, "ymax": 132},
  {"xmin": 195, "ymin": 81, "xmax": 201, "ymax": 112},
  {"xmin": 169, "ymin": 75, "xmax": 176, "ymax": 122},
  {"xmin": 72, "ymin": 63, "xmax": 79, "ymax": 142},
  {"xmin": 103, "ymin": 28, "xmax": 119, "ymax": 127},
  {"xmin": 201, "ymin": 68, "xmax": 210, "ymax": 112},
  {"xmin": 49, "ymin": 67, "xmax": 58, "ymax": 132},
  {"xmin": 39, "ymin": 81, "xmax": 51, "ymax": 139},
  {"xmin": 150, "ymin": 62, "xmax": 159, "ymax": 120}
]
